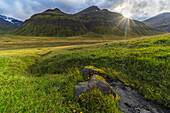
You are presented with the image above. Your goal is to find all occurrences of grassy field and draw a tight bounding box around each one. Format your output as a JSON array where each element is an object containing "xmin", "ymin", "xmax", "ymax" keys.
[
  {"xmin": 0, "ymin": 33, "xmax": 150, "ymax": 51},
  {"xmin": 0, "ymin": 34, "xmax": 169, "ymax": 112}
]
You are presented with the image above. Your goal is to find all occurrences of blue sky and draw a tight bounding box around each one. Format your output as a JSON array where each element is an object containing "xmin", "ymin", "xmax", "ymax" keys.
[{"xmin": 0, "ymin": 0, "xmax": 170, "ymax": 21}]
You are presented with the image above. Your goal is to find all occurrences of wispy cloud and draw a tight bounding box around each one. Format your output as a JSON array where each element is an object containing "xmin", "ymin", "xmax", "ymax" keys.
[{"xmin": 0, "ymin": 0, "xmax": 169, "ymax": 21}]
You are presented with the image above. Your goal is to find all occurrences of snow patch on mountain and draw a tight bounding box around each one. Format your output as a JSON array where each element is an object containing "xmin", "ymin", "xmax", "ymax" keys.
[{"xmin": 0, "ymin": 15, "xmax": 23, "ymax": 26}]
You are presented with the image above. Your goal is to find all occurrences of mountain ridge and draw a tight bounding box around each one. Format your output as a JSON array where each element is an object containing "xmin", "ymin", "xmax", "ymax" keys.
[
  {"xmin": 15, "ymin": 6, "xmax": 159, "ymax": 37},
  {"xmin": 143, "ymin": 12, "xmax": 170, "ymax": 32}
]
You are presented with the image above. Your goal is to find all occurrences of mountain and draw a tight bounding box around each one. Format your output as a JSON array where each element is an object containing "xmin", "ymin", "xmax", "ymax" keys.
[
  {"xmin": 15, "ymin": 6, "xmax": 159, "ymax": 37},
  {"xmin": 15, "ymin": 8, "xmax": 87, "ymax": 36},
  {"xmin": 0, "ymin": 15, "xmax": 23, "ymax": 34},
  {"xmin": 0, "ymin": 15, "xmax": 23, "ymax": 26},
  {"xmin": 0, "ymin": 18, "xmax": 18, "ymax": 34},
  {"xmin": 143, "ymin": 12, "xmax": 170, "ymax": 32}
]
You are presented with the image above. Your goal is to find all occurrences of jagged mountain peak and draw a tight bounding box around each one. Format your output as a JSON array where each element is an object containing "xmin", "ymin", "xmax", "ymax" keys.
[
  {"xmin": 41, "ymin": 8, "xmax": 67, "ymax": 16},
  {"xmin": 54, "ymin": 8, "xmax": 61, "ymax": 12},
  {"xmin": 44, "ymin": 8, "xmax": 62, "ymax": 12},
  {"xmin": 76, "ymin": 6, "xmax": 101, "ymax": 14},
  {"xmin": 85, "ymin": 6, "xmax": 100, "ymax": 11}
]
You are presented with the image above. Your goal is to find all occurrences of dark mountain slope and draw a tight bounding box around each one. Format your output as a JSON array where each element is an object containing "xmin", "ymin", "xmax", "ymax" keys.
[
  {"xmin": 0, "ymin": 18, "xmax": 18, "ymax": 34},
  {"xmin": 15, "ymin": 8, "xmax": 87, "ymax": 36},
  {"xmin": 144, "ymin": 12, "xmax": 170, "ymax": 32},
  {"xmin": 74, "ymin": 6, "xmax": 158, "ymax": 36},
  {"xmin": 15, "ymin": 6, "xmax": 159, "ymax": 37}
]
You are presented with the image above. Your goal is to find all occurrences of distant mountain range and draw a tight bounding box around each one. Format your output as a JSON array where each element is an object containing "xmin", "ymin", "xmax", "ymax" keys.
[
  {"xmin": 0, "ymin": 15, "xmax": 23, "ymax": 34},
  {"xmin": 15, "ymin": 6, "xmax": 159, "ymax": 37},
  {"xmin": 144, "ymin": 12, "xmax": 170, "ymax": 33},
  {"xmin": 0, "ymin": 15, "xmax": 23, "ymax": 26}
]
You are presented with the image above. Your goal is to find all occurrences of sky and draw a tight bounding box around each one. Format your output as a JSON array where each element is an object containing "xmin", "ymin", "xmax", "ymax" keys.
[{"xmin": 0, "ymin": 0, "xmax": 170, "ymax": 21}]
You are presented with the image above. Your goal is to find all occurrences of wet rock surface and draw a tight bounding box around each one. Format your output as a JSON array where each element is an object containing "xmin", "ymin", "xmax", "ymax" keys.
[{"xmin": 108, "ymin": 79, "xmax": 169, "ymax": 113}]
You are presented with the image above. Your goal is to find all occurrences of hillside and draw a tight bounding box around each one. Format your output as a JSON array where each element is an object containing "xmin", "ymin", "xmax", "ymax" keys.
[
  {"xmin": 0, "ymin": 18, "xmax": 18, "ymax": 34},
  {"xmin": 15, "ymin": 6, "xmax": 159, "ymax": 37},
  {"xmin": 0, "ymin": 34, "xmax": 169, "ymax": 112},
  {"xmin": 0, "ymin": 15, "xmax": 23, "ymax": 34},
  {"xmin": 144, "ymin": 12, "xmax": 170, "ymax": 32},
  {"xmin": 15, "ymin": 8, "xmax": 88, "ymax": 36}
]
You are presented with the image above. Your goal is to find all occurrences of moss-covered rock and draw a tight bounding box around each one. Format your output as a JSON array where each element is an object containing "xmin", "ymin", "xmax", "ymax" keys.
[
  {"xmin": 82, "ymin": 66, "xmax": 107, "ymax": 79},
  {"xmin": 74, "ymin": 75, "xmax": 115, "ymax": 97}
]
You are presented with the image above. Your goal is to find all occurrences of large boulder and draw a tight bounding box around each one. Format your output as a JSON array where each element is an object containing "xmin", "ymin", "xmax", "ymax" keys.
[
  {"xmin": 74, "ymin": 75, "xmax": 115, "ymax": 97},
  {"xmin": 82, "ymin": 66, "xmax": 107, "ymax": 79}
]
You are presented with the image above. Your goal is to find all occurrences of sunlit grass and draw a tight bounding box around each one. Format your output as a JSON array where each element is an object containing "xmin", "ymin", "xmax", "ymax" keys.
[{"xmin": 0, "ymin": 34, "xmax": 169, "ymax": 112}]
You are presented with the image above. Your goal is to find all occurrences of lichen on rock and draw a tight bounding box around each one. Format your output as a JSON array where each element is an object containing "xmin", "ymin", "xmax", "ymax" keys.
[{"xmin": 82, "ymin": 66, "xmax": 107, "ymax": 79}]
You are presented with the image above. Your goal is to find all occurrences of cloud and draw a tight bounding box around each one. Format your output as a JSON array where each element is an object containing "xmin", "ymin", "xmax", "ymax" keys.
[{"xmin": 0, "ymin": 0, "xmax": 170, "ymax": 21}]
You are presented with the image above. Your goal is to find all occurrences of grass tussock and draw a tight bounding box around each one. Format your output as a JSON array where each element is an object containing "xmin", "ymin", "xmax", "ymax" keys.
[{"xmin": 77, "ymin": 89, "xmax": 121, "ymax": 113}]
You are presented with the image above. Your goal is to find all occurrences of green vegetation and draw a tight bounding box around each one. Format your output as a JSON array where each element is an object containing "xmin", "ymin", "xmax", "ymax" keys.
[
  {"xmin": 30, "ymin": 34, "xmax": 169, "ymax": 107},
  {"xmin": 0, "ymin": 35, "xmax": 105, "ymax": 51},
  {"xmin": 0, "ymin": 34, "xmax": 169, "ymax": 112},
  {"xmin": 77, "ymin": 89, "xmax": 121, "ymax": 113}
]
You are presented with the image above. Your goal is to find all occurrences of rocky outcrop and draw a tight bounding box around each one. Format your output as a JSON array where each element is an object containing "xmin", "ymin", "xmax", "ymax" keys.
[
  {"xmin": 109, "ymin": 79, "xmax": 169, "ymax": 113},
  {"xmin": 74, "ymin": 75, "xmax": 115, "ymax": 97}
]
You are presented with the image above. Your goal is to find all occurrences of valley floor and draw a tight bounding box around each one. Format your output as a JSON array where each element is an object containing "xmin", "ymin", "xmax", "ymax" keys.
[{"xmin": 0, "ymin": 34, "xmax": 169, "ymax": 112}]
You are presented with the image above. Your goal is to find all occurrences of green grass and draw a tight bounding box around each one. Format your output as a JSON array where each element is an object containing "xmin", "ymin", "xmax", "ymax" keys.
[
  {"xmin": 0, "ymin": 55, "xmax": 120, "ymax": 112},
  {"xmin": 30, "ymin": 34, "xmax": 170, "ymax": 107},
  {"xmin": 0, "ymin": 34, "xmax": 169, "ymax": 112},
  {"xmin": 0, "ymin": 35, "xmax": 105, "ymax": 51},
  {"xmin": 0, "ymin": 56, "xmax": 83, "ymax": 112}
]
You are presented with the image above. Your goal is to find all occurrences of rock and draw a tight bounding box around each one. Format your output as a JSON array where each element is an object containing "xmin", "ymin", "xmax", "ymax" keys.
[
  {"xmin": 88, "ymin": 75, "xmax": 114, "ymax": 95},
  {"xmin": 82, "ymin": 66, "xmax": 106, "ymax": 78},
  {"xmin": 108, "ymin": 79, "xmax": 169, "ymax": 113},
  {"xmin": 140, "ymin": 109, "xmax": 151, "ymax": 113},
  {"xmin": 74, "ymin": 82, "xmax": 88, "ymax": 97},
  {"xmin": 74, "ymin": 75, "xmax": 115, "ymax": 97}
]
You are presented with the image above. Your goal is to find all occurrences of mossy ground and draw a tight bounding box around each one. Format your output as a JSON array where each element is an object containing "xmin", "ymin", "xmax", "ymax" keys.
[
  {"xmin": 77, "ymin": 89, "xmax": 121, "ymax": 113},
  {"xmin": 0, "ymin": 34, "xmax": 169, "ymax": 112}
]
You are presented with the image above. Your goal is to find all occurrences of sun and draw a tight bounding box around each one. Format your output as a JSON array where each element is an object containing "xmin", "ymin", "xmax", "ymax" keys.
[
  {"xmin": 114, "ymin": 5, "xmax": 132, "ymax": 19},
  {"xmin": 122, "ymin": 12, "xmax": 132, "ymax": 18}
]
